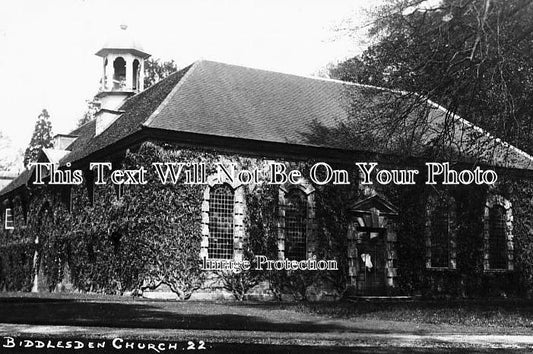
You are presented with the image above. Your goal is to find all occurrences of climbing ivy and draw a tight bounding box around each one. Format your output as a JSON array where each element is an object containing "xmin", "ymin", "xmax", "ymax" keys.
[{"xmin": 1, "ymin": 143, "xmax": 533, "ymax": 300}]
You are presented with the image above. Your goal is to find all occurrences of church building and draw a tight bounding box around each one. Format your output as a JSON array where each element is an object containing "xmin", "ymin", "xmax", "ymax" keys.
[{"xmin": 1, "ymin": 26, "xmax": 533, "ymax": 300}]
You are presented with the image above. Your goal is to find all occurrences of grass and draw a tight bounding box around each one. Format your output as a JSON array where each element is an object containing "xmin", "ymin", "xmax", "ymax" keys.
[
  {"xmin": 286, "ymin": 299, "xmax": 533, "ymax": 328},
  {"xmin": 0, "ymin": 292, "xmax": 532, "ymax": 331}
]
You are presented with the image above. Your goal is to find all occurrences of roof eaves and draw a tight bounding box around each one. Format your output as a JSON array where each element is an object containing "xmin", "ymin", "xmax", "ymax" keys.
[
  {"xmin": 427, "ymin": 100, "xmax": 533, "ymax": 164},
  {"xmin": 314, "ymin": 73, "xmax": 533, "ymax": 165},
  {"xmin": 0, "ymin": 167, "xmax": 33, "ymax": 197}
]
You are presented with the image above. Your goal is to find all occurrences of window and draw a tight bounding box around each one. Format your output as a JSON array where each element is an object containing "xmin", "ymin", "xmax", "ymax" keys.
[
  {"xmin": 488, "ymin": 205, "xmax": 507, "ymax": 269},
  {"xmin": 284, "ymin": 189, "xmax": 307, "ymax": 260},
  {"xmin": 484, "ymin": 195, "xmax": 512, "ymax": 271},
  {"xmin": 426, "ymin": 195, "xmax": 456, "ymax": 269},
  {"xmin": 113, "ymin": 57, "xmax": 126, "ymax": 89},
  {"xmin": 133, "ymin": 59, "xmax": 140, "ymax": 90},
  {"xmin": 429, "ymin": 202, "xmax": 450, "ymax": 268},
  {"xmin": 4, "ymin": 208, "xmax": 14, "ymax": 230},
  {"xmin": 208, "ymin": 184, "xmax": 234, "ymax": 259}
]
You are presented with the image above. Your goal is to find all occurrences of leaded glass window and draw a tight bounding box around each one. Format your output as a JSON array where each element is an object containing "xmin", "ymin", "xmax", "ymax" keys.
[
  {"xmin": 430, "ymin": 202, "xmax": 449, "ymax": 268},
  {"xmin": 285, "ymin": 189, "xmax": 307, "ymax": 260},
  {"xmin": 209, "ymin": 184, "xmax": 234, "ymax": 259},
  {"xmin": 489, "ymin": 205, "xmax": 507, "ymax": 269}
]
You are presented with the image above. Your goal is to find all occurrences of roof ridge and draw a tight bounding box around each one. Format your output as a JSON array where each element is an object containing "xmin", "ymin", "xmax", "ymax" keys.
[
  {"xmin": 143, "ymin": 59, "xmax": 533, "ymax": 165},
  {"xmin": 142, "ymin": 61, "xmax": 200, "ymax": 127},
  {"xmin": 195, "ymin": 59, "xmax": 391, "ymax": 91}
]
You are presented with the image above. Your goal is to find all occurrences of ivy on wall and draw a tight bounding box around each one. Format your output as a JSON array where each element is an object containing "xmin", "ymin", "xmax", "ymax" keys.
[{"xmin": 1, "ymin": 143, "xmax": 533, "ymax": 300}]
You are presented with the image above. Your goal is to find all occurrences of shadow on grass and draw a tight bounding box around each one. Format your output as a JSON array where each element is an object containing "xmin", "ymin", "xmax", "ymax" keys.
[
  {"xmin": 0, "ymin": 299, "xmax": 382, "ymax": 333},
  {"xmin": 2, "ymin": 296, "xmax": 533, "ymax": 332}
]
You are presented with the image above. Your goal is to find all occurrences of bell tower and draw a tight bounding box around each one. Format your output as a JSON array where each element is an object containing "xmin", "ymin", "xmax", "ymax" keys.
[{"xmin": 95, "ymin": 25, "xmax": 150, "ymax": 110}]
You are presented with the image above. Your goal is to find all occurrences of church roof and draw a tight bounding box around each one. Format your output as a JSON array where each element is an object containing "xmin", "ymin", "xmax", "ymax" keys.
[
  {"xmin": 142, "ymin": 60, "xmax": 351, "ymax": 144},
  {"xmin": 62, "ymin": 64, "xmax": 193, "ymax": 164},
  {"xmin": 64, "ymin": 60, "xmax": 533, "ymax": 168},
  {"xmin": 2, "ymin": 60, "xmax": 533, "ymax": 196}
]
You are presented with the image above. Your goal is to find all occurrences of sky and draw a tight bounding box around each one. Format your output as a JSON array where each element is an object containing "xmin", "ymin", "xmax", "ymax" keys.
[{"xmin": 0, "ymin": 0, "xmax": 378, "ymax": 156}]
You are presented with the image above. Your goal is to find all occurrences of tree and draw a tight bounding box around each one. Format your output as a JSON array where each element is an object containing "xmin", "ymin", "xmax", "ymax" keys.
[
  {"xmin": 24, "ymin": 109, "xmax": 53, "ymax": 167},
  {"xmin": 330, "ymin": 0, "xmax": 533, "ymax": 154},
  {"xmin": 0, "ymin": 131, "xmax": 24, "ymax": 172},
  {"xmin": 143, "ymin": 58, "xmax": 178, "ymax": 89},
  {"xmin": 324, "ymin": 0, "xmax": 533, "ymax": 296},
  {"xmin": 76, "ymin": 99, "xmax": 100, "ymax": 128}
]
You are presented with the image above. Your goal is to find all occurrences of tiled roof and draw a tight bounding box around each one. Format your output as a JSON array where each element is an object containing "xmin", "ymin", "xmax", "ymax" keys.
[
  {"xmin": 61, "ymin": 64, "xmax": 192, "ymax": 164},
  {"xmin": 0, "ymin": 65, "xmax": 191, "ymax": 196},
  {"xmin": 0, "ymin": 167, "xmax": 33, "ymax": 195},
  {"xmin": 2, "ymin": 60, "xmax": 533, "ymax": 197},
  {"xmin": 143, "ymin": 60, "xmax": 533, "ymax": 169},
  {"xmin": 143, "ymin": 60, "xmax": 351, "ymax": 145}
]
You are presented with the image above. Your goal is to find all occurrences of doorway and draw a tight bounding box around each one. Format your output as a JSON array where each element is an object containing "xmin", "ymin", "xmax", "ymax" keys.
[{"xmin": 355, "ymin": 227, "xmax": 386, "ymax": 295}]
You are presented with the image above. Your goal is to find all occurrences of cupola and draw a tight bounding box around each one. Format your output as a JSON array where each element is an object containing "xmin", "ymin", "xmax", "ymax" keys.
[
  {"xmin": 95, "ymin": 25, "xmax": 150, "ymax": 110},
  {"xmin": 94, "ymin": 25, "xmax": 150, "ymax": 135}
]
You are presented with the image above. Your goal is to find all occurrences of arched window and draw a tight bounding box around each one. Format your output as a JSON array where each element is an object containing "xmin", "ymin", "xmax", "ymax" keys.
[
  {"xmin": 113, "ymin": 57, "xmax": 126, "ymax": 89},
  {"xmin": 133, "ymin": 59, "xmax": 140, "ymax": 90},
  {"xmin": 484, "ymin": 195, "xmax": 512, "ymax": 271},
  {"xmin": 284, "ymin": 189, "xmax": 307, "ymax": 260},
  {"xmin": 430, "ymin": 202, "xmax": 450, "ymax": 268},
  {"xmin": 426, "ymin": 194, "xmax": 456, "ymax": 269},
  {"xmin": 488, "ymin": 205, "xmax": 507, "ymax": 269},
  {"xmin": 208, "ymin": 184, "xmax": 234, "ymax": 259}
]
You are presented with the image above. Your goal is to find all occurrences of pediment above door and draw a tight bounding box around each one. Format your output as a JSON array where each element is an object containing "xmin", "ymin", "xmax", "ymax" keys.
[
  {"xmin": 350, "ymin": 195, "xmax": 398, "ymax": 228},
  {"xmin": 351, "ymin": 195, "xmax": 398, "ymax": 216}
]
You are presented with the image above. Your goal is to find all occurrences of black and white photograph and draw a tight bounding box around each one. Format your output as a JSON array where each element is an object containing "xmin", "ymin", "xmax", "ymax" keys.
[{"xmin": 0, "ymin": 0, "xmax": 533, "ymax": 352}]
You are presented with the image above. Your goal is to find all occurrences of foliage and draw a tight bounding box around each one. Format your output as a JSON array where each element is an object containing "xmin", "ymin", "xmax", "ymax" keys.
[
  {"xmin": 124, "ymin": 143, "xmax": 207, "ymax": 299},
  {"xmin": 241, "ymin": 162, "xmax": 356, "ymax": 301},
  {"xmin": 0, "ymin": 131, "xmax": 23, "ymax": 172},
  {"xmin": 331, "ymin": 0, "xmax": 533, "ymax": 154},
  {"xmin": 1, "ymin": 142, "xmax": 209, "ymax": 298},
  {"xmin": 502, "ymin": 176, "xmax": 533, "ymax": 298},
  {"xmin": 217, "ymin": 183, "xmax": 278, "ymax": 301},
  {"xmin": 66, "ymin": 142, "xmax": 207, "ymax": 298},
  {"xmin": 143, "ymin": 58, "xmax": 178, "ymax": 89},
  {"xmin": 0, "ymin": 242, "xmax": 34, "ymax": 291},
  {"xmin": 313, "ymin": 170, "xmax": 360, "ymax": 294},
  {"xmin": 76, "ymin": 99, "xmax": 100, "ymax": 128},
  {"xmin": 217, "ymin": 268, "xmax": 261, "ymax": 301},
  {"xmin": 2, "ymin": 143, "xmax": 533, "ymax": 299},
  {"xmin": 23, "ymin": 109, "xmax": 53, "ymax": 167}
]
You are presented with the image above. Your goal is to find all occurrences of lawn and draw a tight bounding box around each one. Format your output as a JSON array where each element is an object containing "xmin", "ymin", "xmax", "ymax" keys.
[
  {"xmin": 287, "ymin": 299, "xmax": 533, "ymax": 328},
  {"xmin": 1, "ymin": 293, "xmax": 533, "ymax": 352},
  {"xmin": 0, "ymin": 292, "xmax": 532, "ymax": 332}
]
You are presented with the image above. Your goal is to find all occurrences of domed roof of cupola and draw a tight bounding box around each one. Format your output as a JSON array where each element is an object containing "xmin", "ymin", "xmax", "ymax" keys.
[{"xmin": 95, "ymin": 25, "xmax": 150, "ymax": 59}]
